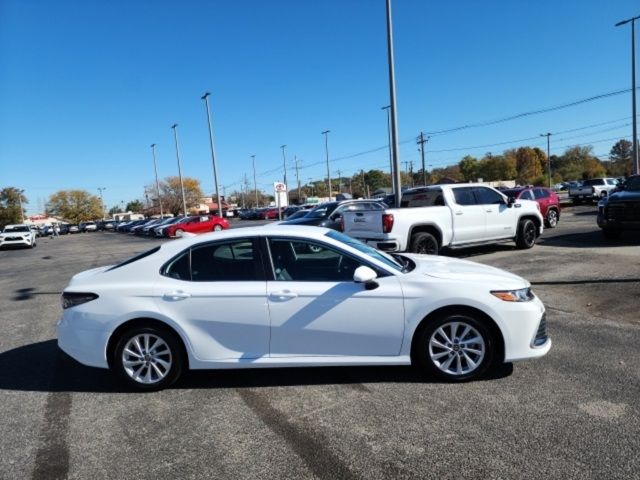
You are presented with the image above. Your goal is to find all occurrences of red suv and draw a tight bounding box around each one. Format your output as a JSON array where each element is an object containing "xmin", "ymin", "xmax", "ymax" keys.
[
  {"xmin": 503, "ymin": 187, "xmax": 561, "ymax": 228},
  {"xmin": 262, "ymin": 207, "xmax": 284, "ymax": 220},
  {"xmin": 165, "ymin": 215, "xmax": 230, "ymax": 237}
]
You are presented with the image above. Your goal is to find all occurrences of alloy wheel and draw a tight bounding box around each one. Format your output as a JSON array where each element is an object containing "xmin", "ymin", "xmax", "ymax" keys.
[
  {"xmin": 547, "ymin": 210, "xmax": 558, "ymax": 228},
  {"xmin": 121, "ymin": 334, "xmax": 172, "ymax": 385},
  {"xmin": 428, "ymin": 321, "xmax": 485, "ymax": 376}
]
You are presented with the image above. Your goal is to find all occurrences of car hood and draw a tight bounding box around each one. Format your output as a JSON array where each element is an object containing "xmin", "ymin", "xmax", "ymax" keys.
[
  {"xmin": 402, "ymin": 254, "xmax": 529, "ymax": 290},
  {"xmin": 607, "ymin": 190, "xmax": 640, "ymax": 203}
]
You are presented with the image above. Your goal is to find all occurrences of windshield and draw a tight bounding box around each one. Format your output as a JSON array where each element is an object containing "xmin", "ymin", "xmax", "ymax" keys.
[
  {"xmin": 625, "ymin": 176, "xmax": 640, "ymax": 191},
  {"xmin": 325, "ymin": 230, "xmax": 404, "ymax": 272},
  {"xmin": 306, "ymin": 203, "xmax": 337, "ymax": 219},
  {"xmin": 4, "ymin": 226, "xmax": 30, "ymax": 232}
]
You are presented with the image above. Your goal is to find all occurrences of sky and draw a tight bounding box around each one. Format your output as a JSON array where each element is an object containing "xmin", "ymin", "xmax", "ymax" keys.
[{"xmin": 1, "ymin": 0, "xmax": 639, "ymax": 214}]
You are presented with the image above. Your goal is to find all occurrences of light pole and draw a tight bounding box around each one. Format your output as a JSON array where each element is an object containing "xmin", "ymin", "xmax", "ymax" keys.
[
  {"xmin": 251, "ymin": 155, "xmax": 258, "ymax": 207},
  {"xmin": 202, "ymin": 93, "xmax": 223, "ymax": 218},
  {"xmin": 280, "ymin": 145, "xmax": 289, "ymax": 205},
  {"xmin": 382, "ymin": 106, "xmax": 393, "ymax": 180},
  {"xmin": 294, "ymin": 155, "xmax": 301, "ymax": 201},
  {"xmin": 150, "ymin": 144, "xmax": 164, "ymax": 217},
  {"xmin": 417, "ymin": 132, "xmax": 429, "ymax": 186},
  {"xmin": 97, "ymin": 187, "xmax": 106, "ymax": 220},
  {"xmin": 540, "ymin": 133, "xmax": 552, "ymax": 187},
  {"xmin": 322, "ymin": 130, "xmax": 332, "ymax": 199},
  {"xmin": 616, "ymin": 15, "xmax": 640, "ymax": 174},
  {"xmin": 171, "ymin": 124, "xmax": 188, "ymax": 216},
  {"xmin": 386, "ymin": 0, "xmax": 403, "ymax": 207},
  {"xmin": 17, "ymin": 188, "xmax": 25, "ymax": 223}
]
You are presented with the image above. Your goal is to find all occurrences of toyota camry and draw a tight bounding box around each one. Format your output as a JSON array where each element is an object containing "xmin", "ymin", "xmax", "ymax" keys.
[{"xmin": 57, "ymin": 226, "xmax": 550, "ymax": 390}]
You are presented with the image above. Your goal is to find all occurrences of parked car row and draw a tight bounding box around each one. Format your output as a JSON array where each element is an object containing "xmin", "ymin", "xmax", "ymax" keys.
[
  {"xmin": 113, "ymin": 215, "xmax": 230, "ymax": 238},
  {"xmin": 238, "ymin": 205, "xmax": 314, "ymax": 220}
]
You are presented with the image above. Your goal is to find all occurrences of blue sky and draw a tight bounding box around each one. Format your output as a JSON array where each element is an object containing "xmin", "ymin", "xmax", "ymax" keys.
[{"xmin": 1, "ymin": 0, "xmax": 638, "ymax": 214}]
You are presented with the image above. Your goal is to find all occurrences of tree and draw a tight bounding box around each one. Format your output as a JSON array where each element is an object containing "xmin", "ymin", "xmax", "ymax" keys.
[
  {"xmin": 512, "ymin": 147, "xmax": 546, "ymax": 185},
  {"xmin": 159, "ymin": 176, "xmax": 204, "ymax": 215},
  {"xmin": 609, "ymin": 139, "xmax": 633, "ymax": 176},
  {"xmin": 555, "ymin": 146, "xmax": 605, "ymax": 180},
  {"xmin": 108, "ymin": 205, "xmax": 122, "ymax": 216},
  {"xmin": 126, "ymin": 200, "xmax": 144, "ymax": 213},
  {"xmin": 46, "ymin": 190, "xmax": 103, "ymax": 223},
  {"xmin": 0, "ymin": 187, "xmax": 28, "ymax": 228},
  {"xmin": 459, "ymin": 155, "xmax": 479, "ymax": 181}
]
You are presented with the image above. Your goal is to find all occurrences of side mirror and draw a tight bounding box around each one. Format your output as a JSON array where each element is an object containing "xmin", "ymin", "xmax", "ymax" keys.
[
  {"xmin": 507, "ymin": 196, "xmax": 516, "ymax": 208},
  {"xmin": 353, "ymin": 266, "xmax": 378, "ymax": 290},
  {"xmin": 330, "ymin": 213, "xmax": 342, "ymax": 222}
]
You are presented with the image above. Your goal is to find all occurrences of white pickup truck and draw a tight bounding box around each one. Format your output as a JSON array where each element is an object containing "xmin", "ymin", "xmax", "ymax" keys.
[
  {"xmin": 568, "ymin": 178, "xmax": 618, "ymax": 203},
  {"xmin": 342, "ymin": 184, "xmax": 543, "ymax": 255}
]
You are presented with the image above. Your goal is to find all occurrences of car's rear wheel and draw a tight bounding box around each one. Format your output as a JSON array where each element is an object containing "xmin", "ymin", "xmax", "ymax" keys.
[
  {"xmin": 410, "ymin": 232, "xmax": 439, "ymax": 255},
  {"xmin": 415, "ymin": 312, "xmax": 494, "ymax": 381},
  {"xmin": 515, "ymin": 219, "xmax": 537, "ymax": 249},
  {"xmin": 113, "ymin": 326, "xmax": 183, "ymax": 391},
  {"xmin": 545, "ymin": 208, "xmax": 559, "ymax": 228},
  {"xmin": 213, "ymin": 224, "xmax": 223, "ymax": 231}
]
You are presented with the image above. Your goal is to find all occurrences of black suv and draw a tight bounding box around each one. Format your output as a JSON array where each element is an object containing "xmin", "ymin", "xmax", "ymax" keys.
[{"xmin": 597, "ymin": 175, "xmax": 640, "ymax": 239}]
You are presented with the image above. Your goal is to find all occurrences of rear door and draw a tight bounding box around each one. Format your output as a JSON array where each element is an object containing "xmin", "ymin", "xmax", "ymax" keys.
[{"xmin": 450, "ymin": 187, "xmax": 487, "ymax": 243}]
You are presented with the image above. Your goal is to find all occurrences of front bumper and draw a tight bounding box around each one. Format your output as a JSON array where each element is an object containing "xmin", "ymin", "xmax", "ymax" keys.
[
  {"xmin": 0, "ymin": 237, "xmax": 32, "ymax": 248},
  {"xmin": 498, "ymin": 296, "xmax": 551, "ymax": 362}
]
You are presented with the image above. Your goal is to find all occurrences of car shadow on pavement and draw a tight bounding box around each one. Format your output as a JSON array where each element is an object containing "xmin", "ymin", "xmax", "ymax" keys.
[
  {"xmin": 0, "ymin": 340, "xmax": 513, "ymax": 393},
  {"xmin": 537, "ymin": 230, "xmax": 640, "ymax": 248}
]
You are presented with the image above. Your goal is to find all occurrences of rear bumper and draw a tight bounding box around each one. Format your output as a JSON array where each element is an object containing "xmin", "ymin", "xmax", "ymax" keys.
[{"xmin": 358, "ymin": 238, "xmax": 401, "ymax": 252}]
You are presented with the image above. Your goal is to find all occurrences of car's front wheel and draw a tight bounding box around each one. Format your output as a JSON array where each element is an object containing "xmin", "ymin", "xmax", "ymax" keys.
[
  {"xmin": 515, "ymin": 219, "xmax": 537, "ymax": 249},
  {"xmin": 415, "ymin": 312, "xmax": 494, "ymax": 381},
  {"xmin": 113, "ymin": 326, "xmax": 184, "ymax": 391}
]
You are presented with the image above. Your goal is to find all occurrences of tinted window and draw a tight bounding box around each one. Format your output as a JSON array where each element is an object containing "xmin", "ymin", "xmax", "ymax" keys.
[
  {"xmin": 474, "ymin": 187, "xmax": 505, "ymax": 205},
  {"xmin": 583, "ymin": 179, "xmax": 604, "ymax": 186},
  {"xmin": 191, "ymin": 240, "xmax": 260, "ymax": 281},
  {"xmin": 533, "ymin": 188, "xmax": 549, "ymax": 199},
  {"xmin": 163, "ymin": 251, "xmax": 191, "ymax": 280},
  {"xmin": 519, "ymin": 190, "xmax": 534, "ymax": 200},
  {"xmin": 401, "ymin": 189, "xmax": 445, "ymax": 208},
  {"xmin": 452, "ymin": 187, "xmax": 476, "ymax": 206},
  {"xmin": 269, "ymin": 239, "xmax": 365, "ymax": 282},
  {"xmin": 606, "ymin": 179, "xmax": 617, "ymax": 185}
]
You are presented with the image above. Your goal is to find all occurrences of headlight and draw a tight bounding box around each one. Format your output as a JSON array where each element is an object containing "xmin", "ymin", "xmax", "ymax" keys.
[
  {"xmin": 490, "ymin": 288, "xmax": 534, "ymax": 302},
  {"xmin": 61, "ymin": 292, "xmax": 99, "ymax": 309}
]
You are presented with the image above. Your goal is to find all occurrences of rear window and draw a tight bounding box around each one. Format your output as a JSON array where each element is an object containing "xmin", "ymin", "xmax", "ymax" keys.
[
  {"xmin": 583, "ymin": 179, "xmax": 604, "ymax": 186},
  {"xmin": 107, "ymin": 246, "xmax": 161, "ymax": 271},
  {"xmin": 400, "ymin": 189, "xmax": 445, "ymax": 208}
]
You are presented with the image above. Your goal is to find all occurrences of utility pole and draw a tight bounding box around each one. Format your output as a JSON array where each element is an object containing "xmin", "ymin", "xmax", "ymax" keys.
[
  {"xmin": 616, "ymin": 15, "xmax": 640, "ymax": 174},
  {"xmin": 361, "ymin": 169, "xmax": 366, "ymax": 197},
  {"xmin": 417, "ymin": 132, "xmax": 429, "ymax": 185},
  {"xmin": 386, "ymin": 0, "xmax": 402, "ymax": 207},
  {"xmin": 17, "ymin": 188, "xmax": 25, "ymax": 223},
  {"xmin": 251, "ymin": 155, "xmax": 258, "ymax": 207},
  {"xmin": 382, "ymin": 106, "xmax": 393, "ymax": 179},
  {"xmin": 308, "ymin": 178, "xmax": 314, "ymax": 197},
  {"xmin": 322, "ymin": 130, "xmax": 332, "ymax": 200},
  {"xmin": 150, "ymin": 144, "xmax": 164, "ymax": 217},
  {"xmin": 294, "ymin": 155, "xmax": 301, "ymax": 202},
  {"xmin": 540, "ymin": 133, "xmax": 552, "ymax": 187},
  {"xmin": 349, "ymin": 178, "xmax": 353, "ymax": 195},
  {"xmin": 97, "ymin": 187, "xmax": 106, "ymax": 220},
  {"xmin": 337, "ymin": 169, "xmax": 342, "ymax": 193},
  {"xmin": 409, "ymin": 161, "xmax": 414, "ymax": 187},
  {"xmin": 241, "ymin": 173, "xmax": 246, "ymax": 209},
  {"xmin": 201, "ymin": 92, "xmax": 223, "ymax": 218},
  {"xmin": 171, "ymin": 124, "xmax": 188, "ymax": 216},
  {"xmin": 280, "ymin": 145, "xmax": 289, "ymax": 204}
]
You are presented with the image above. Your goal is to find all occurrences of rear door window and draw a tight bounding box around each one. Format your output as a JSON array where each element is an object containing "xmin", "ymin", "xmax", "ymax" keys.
[
  {"xmin": 533, "ymin": 188, "xmax": 549, "ymax": 199},
  {"xmin": 452, "ymin": 187, "xmax": 477, "ymax": 206}
]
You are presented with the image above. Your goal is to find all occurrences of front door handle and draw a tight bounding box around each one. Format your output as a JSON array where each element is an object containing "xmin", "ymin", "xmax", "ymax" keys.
[
  {"xmin": 269, "ymin": 291, "xmax": 298, "ymax": 300},
  {"xmin": 455, "ymin": 211, "xmax": 463, "ymax": 215},
  {"xmin": 164, "ymin": 291, "xmax": 191, "ymax": 300},
  {"xmin": 486, "ymin": 209, "xmax": 493, "ymax": 213}
]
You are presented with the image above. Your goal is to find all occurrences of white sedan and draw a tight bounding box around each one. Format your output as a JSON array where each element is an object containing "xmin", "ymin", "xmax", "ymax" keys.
[{"xmin": 57, "ymin": 226, "xmax": 550, "ymax": 390}]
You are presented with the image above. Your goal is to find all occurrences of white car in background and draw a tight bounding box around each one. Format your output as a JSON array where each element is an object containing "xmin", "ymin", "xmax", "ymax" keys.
[
  {"xmin": 57, "ymin": 226, "xmax": 550, "ymax": 390},
  {"xmin": 0, "ymin": 224, "xmax": 37, "ymax": 249}
]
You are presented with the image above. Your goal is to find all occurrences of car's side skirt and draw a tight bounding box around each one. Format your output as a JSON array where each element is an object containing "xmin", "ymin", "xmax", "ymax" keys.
[{"xmin": 188, "ymin": 355, "xmax": 412, "ymax": 370}]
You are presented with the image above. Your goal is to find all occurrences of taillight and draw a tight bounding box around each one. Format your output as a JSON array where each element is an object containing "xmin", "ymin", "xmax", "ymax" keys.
[
  {"xmin": 382, "ymin": 214, "xmax": 394, "ymax": 233},
  {"xmin": 61, "ymin": 292, "xmax": 99, "ymax": 309}
]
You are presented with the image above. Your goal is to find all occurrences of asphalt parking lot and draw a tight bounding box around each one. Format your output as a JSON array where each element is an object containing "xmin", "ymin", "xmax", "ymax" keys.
[{"xmin": 1, "ymin": 208, "xmax": 639, "ymax": 480}]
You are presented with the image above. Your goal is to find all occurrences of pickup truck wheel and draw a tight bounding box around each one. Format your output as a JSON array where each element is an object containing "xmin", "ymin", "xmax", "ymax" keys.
[
  {"xmin": 410, "ymin": 232, "xmax": 439, "ymax": 255},
  {"xmin": 572, "ymin": 197, "xmax": 582, "ymax": 205},
  {"xmin": 415, "ymin": 313, "xmax": 494, "ymax": 381},
  {"xmin": 545, "ymin": 209, "xmax": 558, "ymax": 228},
  {"xmin": 602, "ymin": 228, "xmax": 622, "ymax": 240},
  {"xmin": 516, "ymin": 219, "xmax": 537, "ymax": 249}
]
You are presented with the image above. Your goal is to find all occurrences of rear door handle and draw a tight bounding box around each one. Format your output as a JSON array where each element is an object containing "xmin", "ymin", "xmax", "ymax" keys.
[{"xmin": 164, "ymin": 291, "xmax": 191, "ymax": 300}]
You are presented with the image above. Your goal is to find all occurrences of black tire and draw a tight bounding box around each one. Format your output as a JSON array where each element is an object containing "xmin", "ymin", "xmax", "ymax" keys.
[
  {"xmin": 545, "ymin": 208, "xmax": 559, "ymax": 228},
  {"xmin": 572, "ymin": 197, "xmax": 582, "ymax": 205},
  {"xmin": 113, "ymin": 325, "xmax": 184, "ymax": 391},
  {"xmin": 602, "ymin": 228, "xmax": 622, "ymax": 240},
  {"xmin": 410, "ymin": 231, "xmax": 439, "ymax": 255},
  {"xmin": 414, "ymin": 312, "xmax": 495, "ymax": 381},
  {"xmin": 515, "ymin": 219, "xmax": 537, "ymax": 249}
]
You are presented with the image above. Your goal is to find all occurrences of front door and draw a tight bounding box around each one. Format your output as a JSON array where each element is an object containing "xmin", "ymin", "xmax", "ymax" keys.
[
  {"xmin": 265, "ymin": 238, "xmax": 405, "ymax": 357},
  {"xmin": 475, "ymin": 187, "xmax": 516, "ymax": 240},
  {"xmin": 154, "ymin": 238, "xmax": 269, "ymax": 361},
  {"xmin": 450, "ymin": 187, "xmax": 487, "ymax": 244}
]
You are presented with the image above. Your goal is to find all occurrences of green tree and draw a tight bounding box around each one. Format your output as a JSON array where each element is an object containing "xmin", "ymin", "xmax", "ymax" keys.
[
  {"xmin": 364, "ymin": 169, "xmax": 389, "ymax": 191},
  {"xmin": 46, "ymin": 190, "xmax": 103, "ymax": 223},
  {"xmin": 126, "ymin": 200, "xmax": 144, "ymax": 213},
  {"xmin": 0, "ymin": 187, "xmax": 28, "ymax": 228},
  {"xmin": 513, "ymin": 147, "xmax": 546, "ymax": 184},
  {"xmin": 458, "ymin": 155, "xmax": 479, "ymax": 181},
  {"xmin": 609, "ymin": 139, "xmax": 633, "ymax": 176},
  {"xmin": 555, "ymin": 146, "xmax": 605, "ymax": 180}
]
